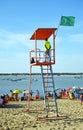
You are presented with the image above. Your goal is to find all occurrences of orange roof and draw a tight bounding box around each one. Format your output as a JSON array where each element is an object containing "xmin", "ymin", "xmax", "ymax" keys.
[{"xmin": 30, "ymin": 28, "xmax": 57, "ymax": 40}]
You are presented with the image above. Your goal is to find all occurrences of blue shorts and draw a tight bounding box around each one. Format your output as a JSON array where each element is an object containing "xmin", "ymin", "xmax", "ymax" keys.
[{"xmin": 80, "ymin": 98, "xmax": 83, "ymax": 101}]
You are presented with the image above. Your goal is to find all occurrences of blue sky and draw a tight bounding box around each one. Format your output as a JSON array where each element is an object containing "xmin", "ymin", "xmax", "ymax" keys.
[{"xmin": 0, "ymin": 0, "xmax": 83, "ymax": 73}]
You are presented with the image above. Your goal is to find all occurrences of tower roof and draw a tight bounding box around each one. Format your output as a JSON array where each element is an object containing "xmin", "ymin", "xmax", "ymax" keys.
[{"xmin": 30, "ymin": 28, "xmax": 57, "ymax": 40}]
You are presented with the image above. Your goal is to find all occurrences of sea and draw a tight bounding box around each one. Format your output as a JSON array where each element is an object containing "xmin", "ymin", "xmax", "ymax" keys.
[{"xmin": 0, "ymin": 74, "xmax": 83, "ymax": 97}]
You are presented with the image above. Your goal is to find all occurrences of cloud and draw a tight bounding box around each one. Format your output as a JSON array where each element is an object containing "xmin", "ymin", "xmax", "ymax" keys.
[
  {"xmin": 0, "ymin": 29, "xmax": 33, "ymax": 49},
  {"xmin": 66, "ymin": 33, "xmax": 83, "ymax": 44},
  {"xmin": 0, "ymin": 29, "xmax": 83, "ymax": 50},
  {"xmin": 56, "ymin": 33, "xmax": 83, "ymax": 45},
  {"xmin": 55, "ymin": 53, "xmax": 83, "ymax": 73}
]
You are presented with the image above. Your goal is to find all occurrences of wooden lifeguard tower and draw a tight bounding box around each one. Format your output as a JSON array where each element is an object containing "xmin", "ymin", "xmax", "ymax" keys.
[{"xmin": 28, "ymin": 28, "xmax": 59, "ymax": 118}]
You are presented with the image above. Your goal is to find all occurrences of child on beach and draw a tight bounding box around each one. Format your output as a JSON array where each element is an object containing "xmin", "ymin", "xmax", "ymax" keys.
[{"xmin": 80, "ymin": 93, "xmax": 83, "ymax": 105}]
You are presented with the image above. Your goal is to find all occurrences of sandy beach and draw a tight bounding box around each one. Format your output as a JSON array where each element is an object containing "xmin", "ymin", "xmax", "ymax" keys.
[{"xmin": 0, "ymin": 99, "xmax": 83, "ymax": 130}]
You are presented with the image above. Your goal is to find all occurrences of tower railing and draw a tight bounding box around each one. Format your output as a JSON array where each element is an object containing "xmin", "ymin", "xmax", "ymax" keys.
[{"xmin": 30, "ymin": 48, "xmax": 55, "ymax": 64}]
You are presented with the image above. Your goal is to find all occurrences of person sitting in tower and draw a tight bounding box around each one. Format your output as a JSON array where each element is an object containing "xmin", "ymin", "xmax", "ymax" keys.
[{"xmin": 30, "ymin": 57, "xmax": 35, "ymax": 64}]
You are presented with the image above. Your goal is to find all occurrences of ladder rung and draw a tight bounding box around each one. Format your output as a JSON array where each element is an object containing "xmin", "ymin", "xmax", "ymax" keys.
[
  {"xmin": 45, "ymin": 104, "xmax": 56, "ymax": 108},
  {"xmin": 44, "ymin": 80, "xmax": 53, "ymax": 83},
  {"xmin": 48, "ymin": 100, "xmax": 55, "ymax": 103},
  {"xmin": 43, "ymin": 78, "xmax": 52, "ymax": 80},
  {"xmin": 44, "ymin": 81, "xmax": 52, "ymax": 83},
  {"xmin": 43, "ymin": 76, "xmax": 52, "ymax": 78},
  {"xmin": 44, "ymin": 85, "xmax": 53, "ymax": 88},
  {"xmin": 44, "ymin": 76, "xmax": 52, "ymax": 78},
  {"xmin": 48, "ymin": 105, "xmax": 56, "ymax": 108}
]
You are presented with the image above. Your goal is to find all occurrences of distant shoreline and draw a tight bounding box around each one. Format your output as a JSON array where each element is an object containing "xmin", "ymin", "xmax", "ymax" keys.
[{"xmin": 0, "ymin": 73, "xmax": 83, "ymax": 76}]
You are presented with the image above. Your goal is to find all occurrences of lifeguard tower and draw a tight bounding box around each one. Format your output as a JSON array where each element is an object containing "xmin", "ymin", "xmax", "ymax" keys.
[{"xmin": 28, "ymin": 28, "xmax": 59, "ymax": 118}]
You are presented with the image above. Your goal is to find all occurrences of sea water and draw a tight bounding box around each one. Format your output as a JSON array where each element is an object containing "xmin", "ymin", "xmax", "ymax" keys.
[{"xmin": 0, "ymin": 74, "xmax": 83, "ymax": 97}]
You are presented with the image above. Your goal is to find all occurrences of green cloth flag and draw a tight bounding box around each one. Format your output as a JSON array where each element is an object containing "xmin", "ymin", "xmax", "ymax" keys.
[{"xmin": 60, "ymin": 16, "xmax": 75, "ymax": 26}]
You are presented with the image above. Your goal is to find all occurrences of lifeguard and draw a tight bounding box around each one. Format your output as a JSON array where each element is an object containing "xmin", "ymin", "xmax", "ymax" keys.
[{"xmin": 44, "ymin": 38, "xmax": 51, "ymax": 62}]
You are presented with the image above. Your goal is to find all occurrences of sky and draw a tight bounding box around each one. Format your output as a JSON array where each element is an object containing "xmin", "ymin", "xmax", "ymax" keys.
[{"xmin": 0, "ymin": 0, "xmax": 83, "ymax": 73}]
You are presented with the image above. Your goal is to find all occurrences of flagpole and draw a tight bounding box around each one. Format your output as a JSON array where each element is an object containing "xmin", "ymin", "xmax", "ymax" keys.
[{"xmin": 55, "ymin": 16, "xmax": 62, "ymax": 37}]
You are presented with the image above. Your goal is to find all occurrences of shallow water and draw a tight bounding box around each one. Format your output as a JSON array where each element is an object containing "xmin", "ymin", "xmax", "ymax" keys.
[{"xmin": 0, "ymin": 74, "xmax": 83, "ymax": 96}]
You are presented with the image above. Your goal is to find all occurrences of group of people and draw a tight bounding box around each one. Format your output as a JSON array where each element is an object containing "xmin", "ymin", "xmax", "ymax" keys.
[
  {"xmin": 57, "ymin": 88, "xmax": 83, "ymax": 105},
  {"xmin": 21, "ymin": 89, "xmax": 40, "ymax": 101},
  {"xmin": 0, "ymin": 94, "xmax": 10, "ymax": 106},
  {"xmin": 0, "ymin": 90, "xmax": 21, "ymax": 106},
  {"xmin": 10, "ymin": 90, "xmax": 19, "ymax": 101}
]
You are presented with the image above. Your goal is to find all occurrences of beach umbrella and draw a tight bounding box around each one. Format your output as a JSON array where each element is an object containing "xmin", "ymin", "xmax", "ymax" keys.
[
  {"xmin": 66, "ymin": 87, "xmax": 72, "ymax": 91},
  {"xmin": 72, "ymin": 86, "xmax": 78, "ymax": 90},
  {"xmin": 13, "ymin": 89, "xmax": 22, "ymax": 94}
]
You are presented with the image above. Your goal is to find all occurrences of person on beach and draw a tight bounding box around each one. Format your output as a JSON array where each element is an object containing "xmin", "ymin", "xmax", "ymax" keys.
[
  {"xmin": 15, "ymin": 93, "xmax": 19, "ymax": 101},
  {"xmin": 0, "ymin": 96, "xmax": 4, "ymax": 105},
  {"xmin": 80, "ymin": 93, "xmax": 83, "ymax": 105},
  {"xmin": 30, "ymin": 90, "xmax": 33, "ymax": 97},
  {"xmin": 44, "ymin": 38, "xmax": 51, "ymax": 62},
  {"xmin": 10, "ymin": 90, "xmax": 14, "ymax": 101},
  {"xmin": 36, "ymin": 90, "xmax": 40, "ymax": 99}
]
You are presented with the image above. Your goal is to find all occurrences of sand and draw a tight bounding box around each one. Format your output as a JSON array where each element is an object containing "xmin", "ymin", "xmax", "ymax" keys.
[{"xmin": 0, "ymin": 99, "xmax": 83, "ymax": 130}]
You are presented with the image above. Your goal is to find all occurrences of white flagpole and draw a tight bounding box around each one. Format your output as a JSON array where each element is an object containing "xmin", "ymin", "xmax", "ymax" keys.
[{"xmin": 55, "ymin": 16, "xmax": 62, "ymax": 37}]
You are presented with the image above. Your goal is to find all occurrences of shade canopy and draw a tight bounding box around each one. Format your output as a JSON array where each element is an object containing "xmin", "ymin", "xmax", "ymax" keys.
[
  {"xmin": 13, "ymin": 89, "xmax": 22, "ymax": 94},
  {"xmin": 30, "ymin": 28, "xmax": 57, "ymax": 40},
  {"xmin": 66, "ymin": 87, "xmax": 72, "ymax": 91}
]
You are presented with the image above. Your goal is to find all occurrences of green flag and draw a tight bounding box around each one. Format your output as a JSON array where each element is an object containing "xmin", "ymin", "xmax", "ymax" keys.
[{"xmin": 60, "ymin": 16, "xmax": 75, "ymax": 26}]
